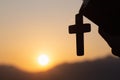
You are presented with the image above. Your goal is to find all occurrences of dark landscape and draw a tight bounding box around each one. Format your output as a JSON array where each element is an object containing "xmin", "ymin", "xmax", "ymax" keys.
[{"xmin": 0, "ymin": 55, "xmax": 120, "ymax": 80}]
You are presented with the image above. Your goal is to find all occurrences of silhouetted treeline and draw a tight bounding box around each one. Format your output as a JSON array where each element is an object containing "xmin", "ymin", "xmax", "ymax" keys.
[{"xmin": 0, "ymin": 55, "xmax": 120, "ymax": 80}]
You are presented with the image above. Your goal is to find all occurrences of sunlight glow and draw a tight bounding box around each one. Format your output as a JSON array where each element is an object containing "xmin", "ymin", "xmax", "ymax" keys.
[{"xmin": 37, "ymin": 54, "xmax": 49, "ymax": 66}]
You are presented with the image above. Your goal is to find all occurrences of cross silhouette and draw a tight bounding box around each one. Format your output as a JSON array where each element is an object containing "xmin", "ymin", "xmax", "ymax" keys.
[{"xmin": 69, "ymin": 14, "xmax": 91, "ymax": 56}]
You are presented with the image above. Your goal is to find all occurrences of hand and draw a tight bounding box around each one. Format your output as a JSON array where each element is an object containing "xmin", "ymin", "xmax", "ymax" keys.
[{"xmin": 98, "ymin": 27, "xmax": 120, "ymax": 57}]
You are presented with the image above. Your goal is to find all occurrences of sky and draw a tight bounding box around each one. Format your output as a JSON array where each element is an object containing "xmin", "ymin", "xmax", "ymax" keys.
[{"xmin": 0, "ymin": 0, "xmax": 114, "ymax": 73}]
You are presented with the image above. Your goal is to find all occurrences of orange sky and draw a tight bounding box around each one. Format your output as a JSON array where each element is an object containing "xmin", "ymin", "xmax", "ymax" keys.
[{"xmin": 0, "ymin": 0, "xmax": 114, "ymax": 73}]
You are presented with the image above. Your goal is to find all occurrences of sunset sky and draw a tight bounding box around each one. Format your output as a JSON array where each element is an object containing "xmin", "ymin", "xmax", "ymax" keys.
[{"xmin": 0, "ymin": 0, "xmax": 114, "ymax": 73}]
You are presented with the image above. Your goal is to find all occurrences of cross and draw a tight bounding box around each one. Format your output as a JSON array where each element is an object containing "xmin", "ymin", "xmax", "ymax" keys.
[{"xmin": 69, "ymin": 14, "xmax": 91, "ymax": 56}]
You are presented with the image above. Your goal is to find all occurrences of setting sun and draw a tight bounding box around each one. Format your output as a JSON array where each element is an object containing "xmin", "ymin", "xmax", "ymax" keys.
[{"xmin": 37, "ymin": 54, "xmax": 50, "ymax": 66}]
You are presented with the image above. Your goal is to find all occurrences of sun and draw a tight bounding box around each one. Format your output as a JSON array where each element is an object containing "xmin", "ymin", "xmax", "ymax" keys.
[{"xmin": 37, "ymin": 54, "xmax": 50, "ymax": 66}]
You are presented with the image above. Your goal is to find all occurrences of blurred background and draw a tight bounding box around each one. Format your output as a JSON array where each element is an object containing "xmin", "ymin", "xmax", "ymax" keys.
[{"xmin": 0, "ymin": 0, "xmax": 119, "ymax": 79}]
